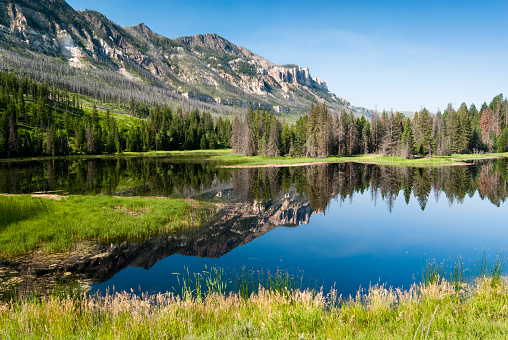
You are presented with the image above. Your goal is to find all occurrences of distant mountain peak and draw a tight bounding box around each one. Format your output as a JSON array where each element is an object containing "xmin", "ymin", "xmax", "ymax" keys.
[
  {"xmin": 134, "ymin": 22, "xmax": 152, "ymax": 34},
  {"xmin": 176, "ymin": 33, "xmax": 240, "ymax": 55}
]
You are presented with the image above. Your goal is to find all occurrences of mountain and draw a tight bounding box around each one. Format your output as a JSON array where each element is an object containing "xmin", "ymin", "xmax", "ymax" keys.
[{"xmin": 0, "ymin": 0, "xmax": 372, "ymax": 117}]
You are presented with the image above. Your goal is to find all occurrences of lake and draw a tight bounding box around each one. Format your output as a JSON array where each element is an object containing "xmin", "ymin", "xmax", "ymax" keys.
[{"xmin": 1, "ymin": 156, "xmax": 507, "ymax": 297}]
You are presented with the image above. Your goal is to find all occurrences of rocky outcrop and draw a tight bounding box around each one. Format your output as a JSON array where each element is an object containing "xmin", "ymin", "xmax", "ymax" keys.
[
  {"xmin": 268, "ymin": 65, "xmax": 328, "ymax": 92},
  {"xmin": 176, "ymin": 33, "xmax": 241, "ymax": 55}
]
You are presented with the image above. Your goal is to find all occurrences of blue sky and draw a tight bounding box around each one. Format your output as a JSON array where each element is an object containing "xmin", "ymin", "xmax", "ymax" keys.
[{"xmin": 67, "ymin": 0, "xmax": 507, "ymax": 112}]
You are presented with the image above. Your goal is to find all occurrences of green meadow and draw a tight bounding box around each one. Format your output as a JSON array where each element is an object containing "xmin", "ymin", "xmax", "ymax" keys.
[{"xmin": 0, "ymin": 195, "xmax": 213, "ymax": 256}]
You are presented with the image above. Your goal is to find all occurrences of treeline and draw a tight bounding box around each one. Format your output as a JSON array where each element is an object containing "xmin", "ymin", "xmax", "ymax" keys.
[
  {"xmin": 232, "ymin": 96, "xmax": 508, "ymax": 158},
  {"xmin": 0, "ymin": 72, "xmax": 231, "ymax": 158},
  {"xmin": 231, "ymin": 107, "xmax": 306, "ymax": 157}
]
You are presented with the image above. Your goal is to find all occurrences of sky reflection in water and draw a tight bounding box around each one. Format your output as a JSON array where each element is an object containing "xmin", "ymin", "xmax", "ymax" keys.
[{"xmin": 90, "ymin": 161, "xmax": 508, "ymax": 297}]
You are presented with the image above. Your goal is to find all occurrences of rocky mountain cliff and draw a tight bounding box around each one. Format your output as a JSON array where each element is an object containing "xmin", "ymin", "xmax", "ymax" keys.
[{"xmin": 0, "ymin": 0, "xmax": 372, "ymax": 117}]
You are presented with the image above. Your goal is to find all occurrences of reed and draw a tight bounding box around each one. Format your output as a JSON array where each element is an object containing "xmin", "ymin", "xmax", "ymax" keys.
[
  {"xmin": 173, "ymin": 267, "xmax": 310, "ymax": 301},
  {"xmin": 421, "ymin": 250, "xmax": 505, "ymax": 289}
]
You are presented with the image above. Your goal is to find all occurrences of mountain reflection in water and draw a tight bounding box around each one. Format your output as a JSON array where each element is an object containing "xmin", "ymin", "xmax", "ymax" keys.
[{"xmin": 0, "ymin": 157, "xmax": 507, "ymax": 296}]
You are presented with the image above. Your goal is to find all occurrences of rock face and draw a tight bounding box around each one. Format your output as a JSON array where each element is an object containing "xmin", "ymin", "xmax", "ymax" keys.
[
  {"xmin": 0, "ymin": 0, "xmax": 372, "ymax": 117},
  {"xmin": 175, "ymin": 33, "xmax": 239, "ymax": 54},
  {"xmin": 268, "ymin": 65, "xmax": 328, "ymax": 92}
]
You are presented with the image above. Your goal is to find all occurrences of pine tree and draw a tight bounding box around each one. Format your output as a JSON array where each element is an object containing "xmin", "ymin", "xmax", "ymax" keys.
[
  {"xmin": 417, "ymin": 108, "xmax": 434, "ymax": 156},
  {"xmin": 337, "ymin": 110, "xmax": 348, "ymax": 156},
  {"xmin": 306, "ymin": 104, "xmax": 320, "ymax": 157},
  {"xmin": 433, "ymin": 111, "xmax": 448, "ymax": 156},
  {"xmin": 242, "ymin": 110, "xmax": 255, "ymax": 156},
  {"xmin": 280, "ymin": 121, "xmax": 292, "ymax": 156},
  {"xmin": 361, "ymin": 120, "xmax": 371, "ymax": 154},
  {"xmin": 348, "ymin": 115, "xmax": 358, "ymax": 156},
  {"xmin": 370, "ymin": 113, "xmax": 383, "ymax": 153},
  {"xmin": 457, "ymin": 103, "xmax": 472, "ymax": 153},
  {"xmin": 319, "ymin": 104, "xmax": 331, "ymax": 157},
  {"xmin": 380, "ymin": 111, "xmax": 401, "ymax": 157},
  {"xmin": 7, "ymin": 117, "xmax": 20, "ymax": 157},
  {"xmin": 231, "ymin": 115, "xmax": 242, "ymax": 154},
  {"xmin": 264, "ymin": 117, "xmax": 281, "ymax": 157},
  {"xmin": 497, "ymin": 127, "xmax": 508, "ymax": 153},
  {"xmin": 46, "ymin": 126, "xmax": 55, "ymax": 156},
  {"xmin": 200, "ymin": 134, "xmax": 207, "ymax": 150},
  {"xmin": 400, "ymin": 117, "xmax": 415, "ymax": 158},
  {"xmin": 294, "ymin": 115, "xmax": 307, "ymax": 156}
]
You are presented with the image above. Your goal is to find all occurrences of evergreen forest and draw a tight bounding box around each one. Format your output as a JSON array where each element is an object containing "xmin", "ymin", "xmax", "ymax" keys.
[
  {"xmin": 1, "ymin": 70, "xmax": 507, "ymax": 160},
  {"xmin": 0, "ymin": 72, "xmax": 232, "ymax": 158},
  {"xmin": 232, "ymin": 96, "xmax": 508, "ymax": 158}
]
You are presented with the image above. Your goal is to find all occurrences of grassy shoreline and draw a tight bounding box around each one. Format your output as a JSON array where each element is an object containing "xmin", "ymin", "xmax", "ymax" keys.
[
  {"xmin": 1, "ymin": 275, "xmax": 507, "ymax": 339},
  {"xmin": 210, "ymin": 151, "xmax": 508, "ymax": 168},
  {"xmin": 0, "ymin": 195, "xmax": 215, "ymax": 257},
  {"xmin": 0, "ymin": 149, "xmax": 232, "ymax": 163},
  {"xmin": 3, "ymin": 149, "xmax": 506, "ymax": 167}
]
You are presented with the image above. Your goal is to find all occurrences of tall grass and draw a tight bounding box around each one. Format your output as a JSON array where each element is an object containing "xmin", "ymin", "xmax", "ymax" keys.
[
  {"xmin": 2, "ymin": 253, "xmax": 508, "ymax": 338},
  {"xmin": 0, "ymin": 195, "xmax": 214, "ymax": 256},
  {"xmin": 173, "ymin": 267, "xmax": 313, "ymax": 301},
  {"xmin": 0, "ymin": 196, "xmax": 53, "ymax": 227},
  {"xmin": 1, "ymin": 274, "xmax": 508, "ymax": 338},
  {"xmin": 174, "ymin": 266, "xmax": 228, "ymax": 300},
  {"xmin": 421, "ymin": 250, "xmax": 505, "ymax": 289}
]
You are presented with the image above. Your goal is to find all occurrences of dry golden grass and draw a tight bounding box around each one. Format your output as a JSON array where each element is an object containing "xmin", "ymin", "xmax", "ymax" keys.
[{"xmin": 2, "ymin": 277, "xmax": 508, "ymax": 339}]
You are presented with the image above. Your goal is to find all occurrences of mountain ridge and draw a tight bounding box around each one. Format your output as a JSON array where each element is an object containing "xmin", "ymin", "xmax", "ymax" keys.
[{"xmin": 0, "ymin": 0, "xmax": 372, "ymax": 117}]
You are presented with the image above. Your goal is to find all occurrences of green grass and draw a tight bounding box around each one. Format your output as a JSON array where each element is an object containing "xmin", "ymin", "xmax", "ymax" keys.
[
  {"xmin": 421, "ymin": 251, "xmax": 506, "ymax": 293},
  {"xmin": 448, "ymin": 152, "xmax": 508, "ymax": 160},
  {"xmin": 0, "ymin": 195, "xmax": 215, "ymax": 256},
  {"xmin": 210, "ymin": 151, "xmax": 508, "ymax": 168},
  {"xmin": 2, "ymin": 273, "xmax": 508, "ymax": 339},
  {"xmin": 3, "ymin": 149, "xmax": 507, "ymax": 167},
  {"xmin": 0, "ymin": 149, "xmax": 231, "ymax": 163},
  {"xmin": 1, "ymin": 244, "xmax": 507, "ymax": 338}
]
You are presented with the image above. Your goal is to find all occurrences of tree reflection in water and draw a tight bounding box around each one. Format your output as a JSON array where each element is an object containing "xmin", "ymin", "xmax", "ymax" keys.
[{"xmin": 0, "ymin": 157, "xmax": 506, "ymax": 211}]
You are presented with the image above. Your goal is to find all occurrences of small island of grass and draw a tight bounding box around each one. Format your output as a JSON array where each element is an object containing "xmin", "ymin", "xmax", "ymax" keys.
[{"xmin": 210, "ymin": 150, "xmax": 508, "ymax": 168}]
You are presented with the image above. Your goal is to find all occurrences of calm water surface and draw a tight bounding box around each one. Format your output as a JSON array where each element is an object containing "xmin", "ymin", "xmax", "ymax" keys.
[{"xmin": 1, "ymin": 156, "xmax": 507, "ymax": 297}]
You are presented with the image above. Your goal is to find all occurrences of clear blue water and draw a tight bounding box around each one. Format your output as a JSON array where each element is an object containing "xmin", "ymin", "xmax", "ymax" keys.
[
  {"xmin": 1, "ymin": 157, "xmax": 506, "ymax": 297},
  {"xmin": 89, "ymin": 162, "xmax": 508, "ymax": 297}
]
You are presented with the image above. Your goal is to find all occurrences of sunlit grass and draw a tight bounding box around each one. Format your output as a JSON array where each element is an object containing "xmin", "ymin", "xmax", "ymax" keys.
[
  {"xmin": 0, "ymin": 149, "xmax": 231, "ymax": 163},
  {"xmin": 4, "ymin": 149, "xmax": 506, "ymax": 167},
  {"xmin": 1, "ymin": 273, "xmax": 508, "ymax": 339},
  {"xmin": 210, "ymin": 151, "xmax": 508, "ymax": 168},
  {"xmin": 1, "ymin": 253, "xmax": 507, "ymax": 338},
  {"xmin": 0, "ymin": 195, "xmax": 214, "ymax": 256}
]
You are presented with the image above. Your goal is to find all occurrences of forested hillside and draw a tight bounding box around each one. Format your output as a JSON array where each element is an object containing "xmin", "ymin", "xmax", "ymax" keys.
[
  {"xmin": 1, "ymin": 68, "xmax": 506, "ymax": 160},
  {"xmin": 0, "ymin": 72, "xmax": 231, "ymax": 158}
]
